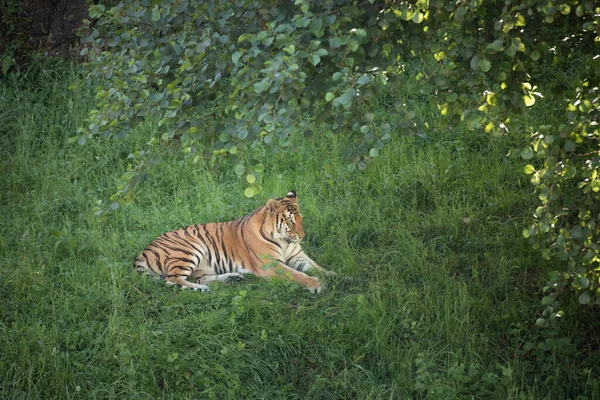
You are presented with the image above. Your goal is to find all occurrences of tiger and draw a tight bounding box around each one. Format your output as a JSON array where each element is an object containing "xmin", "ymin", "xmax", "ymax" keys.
[{"xmin": 134, "ymin": 191, "xmax": 333, "ymax": 293}]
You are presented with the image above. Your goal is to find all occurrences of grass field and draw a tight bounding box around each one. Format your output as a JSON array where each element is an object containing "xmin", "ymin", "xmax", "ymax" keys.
[{"xmin": 1, "ymin": 62, "xmax": 599, "ymax": 399}]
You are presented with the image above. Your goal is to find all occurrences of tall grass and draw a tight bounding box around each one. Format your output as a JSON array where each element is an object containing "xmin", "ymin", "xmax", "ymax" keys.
[{"xmin": 1, "ymin": 62, "xmax": 599, "ymax": 399}]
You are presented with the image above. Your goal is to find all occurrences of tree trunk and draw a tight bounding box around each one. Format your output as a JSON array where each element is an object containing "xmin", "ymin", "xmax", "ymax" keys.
[{"xmin": 3, "ymin": 0, "xmax": 88, "ymax": 53}]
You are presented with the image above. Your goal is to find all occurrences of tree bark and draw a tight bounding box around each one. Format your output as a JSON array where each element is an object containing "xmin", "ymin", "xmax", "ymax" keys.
[{"xmin": 20, "ymin": 0, "xmax": 88, "ymax": 52}]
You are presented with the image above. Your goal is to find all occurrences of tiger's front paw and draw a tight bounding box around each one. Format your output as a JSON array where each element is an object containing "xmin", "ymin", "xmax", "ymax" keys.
[{"xmin": 306, "ymin": 277, "xmax": 322, "ymax": 294}]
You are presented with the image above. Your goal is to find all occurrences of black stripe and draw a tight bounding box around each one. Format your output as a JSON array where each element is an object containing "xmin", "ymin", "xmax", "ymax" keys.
[
  {"xmin": 287, "ymin": 248, "xmax": 303, "ymax": 262},
  {"xmin": 142, "ymin": 252, "xmax": 151, "ymax": 266},
  {"xmin": 197, "ymin": 227, "xmax": 213, "ymax": 268},
  {"xmin": 239, "ymin": 220, "xmax": 262, "ymax": 265},
  {"xmin": 218, "ymin": 224, "xmax": 232, "ymax": 273},
  {"xmin": 154, "ymin": 237, "xmax": 201, "ymax": 262},
  {"xmin": 177, "ymin": 230, "xmax": 207, "ymax": 257},
  {"xmin": 224, "ymin": 222, "xmax": 239, "ymax": 272},
  {"xmin": 146, "ymin": 248, "xmax": 164, "ymax": 275},
  {"xmin": 290, "ymin": 259, "xmax": 304, "ymax": 270},
  {"xmin": 156, "ymin": 236, "xmax": 198, "ymax": 258},
  {"xmin": 259, "ymin": 213, "xmax": 281, "ymax": 250},
  {"xmin": 169, "ymin": 256, "xmax": 196, "ymax": 265},
  {"xmin": 202, "ymin": 225, "xmax": 222, "ymax": 274}
]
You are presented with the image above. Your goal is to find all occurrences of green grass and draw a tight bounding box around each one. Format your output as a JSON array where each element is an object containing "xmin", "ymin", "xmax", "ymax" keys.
[{"xmin": 1, "ymin": 63, "xmax": 599, "ymax": 399}]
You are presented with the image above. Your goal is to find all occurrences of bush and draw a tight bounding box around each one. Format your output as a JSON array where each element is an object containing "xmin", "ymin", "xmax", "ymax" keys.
[{"xmin": 80, "ymin": 0, "xmax": 600, "ymax": 309}]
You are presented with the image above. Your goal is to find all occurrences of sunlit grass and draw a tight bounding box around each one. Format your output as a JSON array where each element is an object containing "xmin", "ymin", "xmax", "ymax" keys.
[{"xmin": 1, "ymin": 63, "xmax": 598, "ymax": 399}]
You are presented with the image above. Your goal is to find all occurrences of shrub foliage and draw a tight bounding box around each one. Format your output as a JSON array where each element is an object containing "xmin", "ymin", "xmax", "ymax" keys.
[{"xmin": 80, "ymin": 0, "xmax": 599, "ymax": 309}]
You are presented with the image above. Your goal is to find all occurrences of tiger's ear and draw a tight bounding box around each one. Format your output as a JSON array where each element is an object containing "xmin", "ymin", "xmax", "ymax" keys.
[
  {"xmin": 286, "ymin": 190, "xmax": 297, "ymax": 202},
  {"xmin": 266, "ymin": 199, "xmax": 280, "ymax": 214}
]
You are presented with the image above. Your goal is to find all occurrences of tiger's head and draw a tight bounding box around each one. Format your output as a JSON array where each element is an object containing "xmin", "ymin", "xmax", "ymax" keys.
[{"xmin": 266, "ymin": 190, "xmax": 305, "ymax": 243}]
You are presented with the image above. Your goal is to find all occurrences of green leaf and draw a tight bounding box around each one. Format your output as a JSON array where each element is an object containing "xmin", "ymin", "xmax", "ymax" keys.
[
  {"xmin": 542, "ymin": 295, "xmax": 555, "ymax": 305},
  {"xmin": 88, "ymin": 4, "xmax": 104, "ymax": 19},
  {"xmin": 219, "ymin": 133, "xmax": 231, "ymax": 143},
  {"xmin": 234, "ymin": 164, "xmax": 246, "ymax": 176},
  {"xmin": 523, "ymin": 94, "xmax": 535, "ymax": 107},
  {"xmin": 335, "ymin": 88, "xmax": 356, "ymax": 107},
  {"xmin": 237, "ymin": 129, "xmax": 248, "ymax": 139},
  {"xmin": 478, "ymin": 58, "xmax": 491, "ymax": 72},
  {"xmin": 330, "ymin": 37, "xmax": 342, "ymax": 48},
  {"xmin": 579, "ymin": 291, "xmax": 591, "ymax": 305},
  {"xmin": 244, "ymin": 187, "xmax": 255, "ymax": 198},
  {"xmin": 571, "ymin": 227, "xmax": 583, "ymax": 239},
  {"xmin": 354, "ymin": 28, "xmax": 367, "ymax": 38},
  {"xmin": 253, "ymin": 163, "xmax": 265, "ymax": 173},
  {"xmin": 559, "ymin": 4, "xmax": 571, "ymax": 15},
  {"xmin": 309, "ymin": 54, "xmax": 321, "ymax": 66},
  {"xmin": 412, "ymin": 12, "xmax": 424, "ymax": 24},
  {"xmin": 380, "ymin": 123, "xmax": 391, "ymax": 135},
  {"xmin": 490, "ymin": 40, "xmax": 503, "ymax": 52},
  {"xmin": 524, "ymin": 165, "xmax": 535, "ymax": 174},
  {"xmin": 357, "ymin": 74, "xmax": 371, "ymax": 85},
  {"xmin": 400, "ymin": 8, "xmax": 415, "ymax": 21},
  {"xmin": 505, "ymin": 45, "xmax": 517, "ymax": 57},
  {"xmin": 347, "ymin": 38, "xmax": 359, "ymax": 52},
  {"xmin": 250, "ymin": 183, "xmax": 262, "ymax": 195},
  {"xmin": 520, "ymin": 148, "xmax": 534, "ymax": 160},
  {"xmin": 295, "ymin": 15, "xmax": 311, "ymax": 28},
  {"xmin": 283, "ymin": 44, "xmax": 295, "ymax": 55},
  {"xmin": 456, "ymin": 6, "xmax": 468, "ymax": 16},
  {"xmin": 232, "ymin": 51, "xmax": 242, "ymax": 64},
  {"xmin": 454, "ymin": 7, "xmax": 466, "ymax": 22},
  {"xmin": 237, "ymin": 33, "xmax": 252, "ymax": 43},
  {"xmin": 575, "ymin": 276, "xmax": 590, "ymax": 289},
  {"xmin": 564, "ymin": 140, "xmax": 576, "ymax": 152},
  {"xmin": 325, "ymin": 92, "xmax": 335, "ymax": 101},
  {"xmin": 309, "ymin": 17, "xmax": 324, "ymax": 38},
  {"xmin": 253, "ymin": 81, "xmax": 267, "ymax": 93},
  {"xmin": 151, "ymin": 7, "xmax": 161, "ymax": 22},
  {"xmin": 512, "ymin": 37, "xmax": 525, "ymax": 52},
  {"xmin": 246, "ymin": 173, "xmax": 256, "ymax": 184},
  {"xmin": 542, "ymin": 135, "xmax": 555, "ymax": 146}
]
